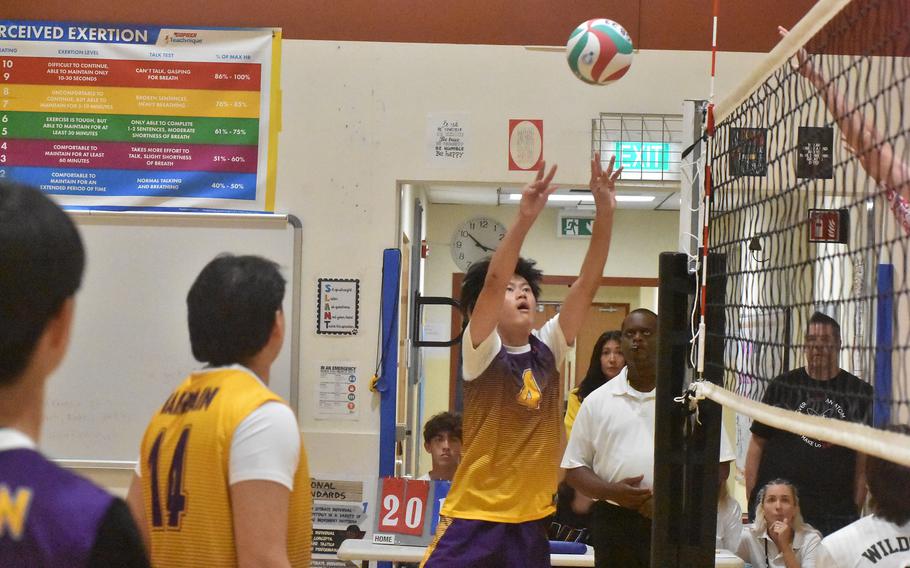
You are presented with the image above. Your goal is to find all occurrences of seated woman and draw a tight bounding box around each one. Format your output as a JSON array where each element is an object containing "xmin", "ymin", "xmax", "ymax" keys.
[
  {"xmin": 737, "ymin": 479, "xmax": 822, "ymax": 568},
  {"xmin": 716, "ymin": 455, "xmax": 742, "ymax": 552}
]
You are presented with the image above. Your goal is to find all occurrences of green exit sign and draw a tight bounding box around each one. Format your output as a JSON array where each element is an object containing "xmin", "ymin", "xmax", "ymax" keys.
[
  {"xmin": 615, "ymin": 142, "xmax": 671, "ymax": 171},
  {"xmin": 560, "ymin": 216, "xmax": 594, "ymax": 237}
]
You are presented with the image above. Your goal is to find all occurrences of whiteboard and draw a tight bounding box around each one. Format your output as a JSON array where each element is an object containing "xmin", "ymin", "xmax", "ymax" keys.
[{"xmin": 44, "ymin": 211, "xmax": 302, "ymax": 467}]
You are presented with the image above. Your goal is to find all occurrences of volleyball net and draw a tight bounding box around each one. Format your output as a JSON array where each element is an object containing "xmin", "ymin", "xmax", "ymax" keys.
[{"xmin": 694, "ymin": 0, "xmax": 910, "ymax": 468}]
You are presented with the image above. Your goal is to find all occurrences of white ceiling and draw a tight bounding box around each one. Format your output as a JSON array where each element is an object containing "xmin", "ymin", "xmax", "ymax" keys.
[{"xmin": 425, "ymin": 181, "xmax": 681, "ymax": 211}]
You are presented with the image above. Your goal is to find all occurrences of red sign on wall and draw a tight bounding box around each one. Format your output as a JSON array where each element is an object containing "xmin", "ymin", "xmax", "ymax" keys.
[
  {"xmin": 508, "ymin": 119, "xmax": 544, "ymax": 171},
  {"xmin": 808, "ymin": 208, "xmax": 849, "ymax": 244}
]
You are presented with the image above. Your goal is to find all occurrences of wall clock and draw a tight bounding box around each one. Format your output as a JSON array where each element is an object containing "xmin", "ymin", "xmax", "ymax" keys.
[{"xmin": 449, "ymin": 216, "xmax": 507, "ymax": 272}]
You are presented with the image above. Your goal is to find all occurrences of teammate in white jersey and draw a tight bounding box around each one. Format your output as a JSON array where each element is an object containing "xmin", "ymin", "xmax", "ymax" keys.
[{"xmin": 816, "ymin": 426, "xmax": 910, "ymax": 568}]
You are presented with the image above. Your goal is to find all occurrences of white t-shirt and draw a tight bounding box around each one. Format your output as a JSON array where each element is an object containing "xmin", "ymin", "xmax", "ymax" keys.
[
  {"xmin": 136, "ymin": 365, "xmax": 300, "ymax": 490},
  {"xmin": 462, "ymin": 315, "xmax": 570, "ymax": 381},
  {"xmin": 0, "ymin": 428, "xmax": 36, "ymax": 451},
  {"xmin": 717, "ymin": 493, "xmax": 743, "ymax": 552},
  {"xmin": 737, "ymin": 523, "xmax": 822, "ymax": 568},
  {"xmin": 816, "ymin": 515, "xmax": 910, "ymax": 568},
  {"xmin": 561, "ymin": 368, "xmax": 655, "ymax": 492}
]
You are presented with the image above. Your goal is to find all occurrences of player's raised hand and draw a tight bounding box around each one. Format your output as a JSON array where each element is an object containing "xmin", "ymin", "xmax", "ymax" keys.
[
  {"xmin": 518, "ymin": 162, "xmax": 558, "ymax": 220},
  {"xmin": 590, "ymin": 152, "xmax": 620, "ymax": 216},
  {"xmin": 779, "ymin": 26, "xmax": 819, "ymax": 82}
]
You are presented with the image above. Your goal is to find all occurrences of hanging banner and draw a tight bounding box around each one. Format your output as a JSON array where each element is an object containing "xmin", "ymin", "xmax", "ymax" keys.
[{"xmin": 0, "ymin": 21, "xmax": 281, "ymax": 212}]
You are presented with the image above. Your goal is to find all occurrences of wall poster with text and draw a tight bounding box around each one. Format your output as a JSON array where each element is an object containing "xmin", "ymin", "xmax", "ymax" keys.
[{"xmin": 0, "ymin": 21, "xmax": 282, "ymax": 212}]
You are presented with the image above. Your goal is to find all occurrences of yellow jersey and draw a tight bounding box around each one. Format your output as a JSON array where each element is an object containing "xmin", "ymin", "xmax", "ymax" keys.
[
  {"xmin": 441, "ymin": 334, "xmax": 562, "ymax": 523},
  {"xmin": 138, "ymin": 367, "xmax": 311, "ymax": 567},
  {"xmin": 564, "ymin": 387, "xmax": 582, "ymax": 439}
]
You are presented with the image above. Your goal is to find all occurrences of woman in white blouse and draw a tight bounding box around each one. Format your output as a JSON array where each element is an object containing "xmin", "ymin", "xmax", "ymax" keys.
[{"xmin": 737, "ymin": 479, "xmax": 822, "ymax": 568}]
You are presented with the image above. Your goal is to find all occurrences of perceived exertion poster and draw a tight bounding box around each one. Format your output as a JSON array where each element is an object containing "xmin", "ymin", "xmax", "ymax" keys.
[{"xmin": 0, "ymin": 21, "xmax": 281, "ymax": 212}]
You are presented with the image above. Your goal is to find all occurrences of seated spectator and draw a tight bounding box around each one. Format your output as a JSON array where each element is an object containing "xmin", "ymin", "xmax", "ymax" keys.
[
  {"xmin": 716, "ymin": 435, "xmax": 742, "ymax": 553},
  {"xmin": 418, "ymin": 412, "xmax": 462, "ymax": 481},
  {"xmin": 716, "ymin": 459, "xmax": 743, "ymax": 553},
  {"xmin": 344, "ymin": 525, "xmax": 365, "ymax": 540},
  {"xmin": 738, "ymin": 479, "xmax": 822, "ymax": 568},
  {"xmin": 342, "ymin": 524, "xmax": 367, "ymax": 568}
]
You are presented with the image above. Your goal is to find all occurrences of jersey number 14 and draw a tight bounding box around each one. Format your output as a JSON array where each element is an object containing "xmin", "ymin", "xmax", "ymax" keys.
[{"xmin": 148, "ymin": 427, "xmax": 190, "ymax": 529}]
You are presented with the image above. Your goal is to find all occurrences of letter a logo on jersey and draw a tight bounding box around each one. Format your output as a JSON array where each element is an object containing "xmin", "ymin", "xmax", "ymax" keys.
[
  {"xmin": 517, "ymin": 369, "xmax": 542, "ymax": 410},
  {"xmin": 0, "ymin": 484, "xmax": 33, "ymax": 540}
]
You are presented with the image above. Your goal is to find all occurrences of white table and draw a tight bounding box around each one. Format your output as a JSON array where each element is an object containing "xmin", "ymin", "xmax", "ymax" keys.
[
  {"xmin": 336, "ymin": 539, "xmax": 595, "ymax": 566},
  {"xmin": 336, "ymin": 540, "xmax": 745, "ymax": 567}
]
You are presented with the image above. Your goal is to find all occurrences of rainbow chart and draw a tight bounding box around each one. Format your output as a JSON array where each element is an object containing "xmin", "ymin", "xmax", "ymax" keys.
[{"xmin": 0, "ymin": 22, "xmax": 281, "ymax": 211}]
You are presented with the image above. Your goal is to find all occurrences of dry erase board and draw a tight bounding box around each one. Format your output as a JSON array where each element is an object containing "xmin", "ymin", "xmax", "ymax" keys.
[{"xmin": 43, "ymin": 211, "xmax": 302, "ymax": 467}]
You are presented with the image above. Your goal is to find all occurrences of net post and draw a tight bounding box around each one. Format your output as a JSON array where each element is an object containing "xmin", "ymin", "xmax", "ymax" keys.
[
  {"xmin": 652, "ymin": 252, "xmax": 693, "ymax": 568},
  {"xmin": 653, "ymin": 252, "xmax": 726, "ymax": 567},
  {"xmin": 683, "ymin": 251, "xmax": 727, "ymax": 564}
]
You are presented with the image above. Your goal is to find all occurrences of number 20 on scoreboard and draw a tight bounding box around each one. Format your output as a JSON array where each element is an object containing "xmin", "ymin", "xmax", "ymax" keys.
[{"xmin": 377, "ymin": 477, "xmax": 429, "ymax": 536}]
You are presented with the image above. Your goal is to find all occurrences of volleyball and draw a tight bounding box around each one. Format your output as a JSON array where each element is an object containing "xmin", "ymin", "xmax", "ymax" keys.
[{"xmin": 566, "ymin": 18, "xmax": 633, "ymax": 86}]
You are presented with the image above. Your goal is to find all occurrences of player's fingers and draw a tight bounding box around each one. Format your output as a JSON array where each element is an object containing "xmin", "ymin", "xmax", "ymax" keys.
[
  {"xmin": 542, "ymin": 163, "xmax": 558, "ymax": 186},
  {"xmin": 604, "ymin": 155, "xmax": 616, "ymax": 176},
  {"xmin": 535, "ymin": 161, "xmax": 546, "ymax": 182}
]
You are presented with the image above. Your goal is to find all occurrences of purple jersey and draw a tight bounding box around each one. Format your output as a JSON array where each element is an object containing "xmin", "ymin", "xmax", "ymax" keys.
[{"xmin": 0, "ymin": 448, "xmax": 114, "ymax": 567}]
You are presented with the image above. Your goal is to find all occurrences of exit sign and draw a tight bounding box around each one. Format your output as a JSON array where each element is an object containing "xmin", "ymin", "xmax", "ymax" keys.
[
  {"xmin": 614, "ymin": 142, "xmax": 671, "ymax": 171},
  {"xmin": 559, "ymin": 215, "xmax": 594, "ymax": 238}
]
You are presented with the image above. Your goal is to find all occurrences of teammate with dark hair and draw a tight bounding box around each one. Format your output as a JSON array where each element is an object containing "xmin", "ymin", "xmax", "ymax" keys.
[
  {"xmin": 127, "ymin": 254, "xmax": 312, "ymax": 567},
  {"xmin": 0, "ymin": 182, "xmax": 149, "ymax": 567}
]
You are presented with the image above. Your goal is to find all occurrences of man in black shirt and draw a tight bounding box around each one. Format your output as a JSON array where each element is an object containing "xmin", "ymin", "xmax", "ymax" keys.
[{"xmin": 745, "ymin": 312, "xmax": 873, "ymax": 536}]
